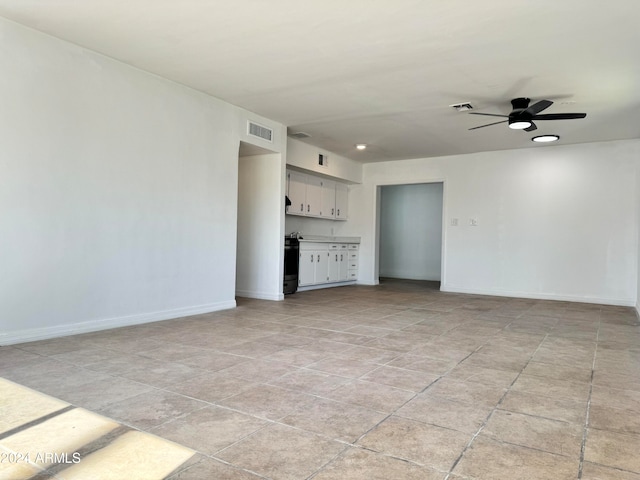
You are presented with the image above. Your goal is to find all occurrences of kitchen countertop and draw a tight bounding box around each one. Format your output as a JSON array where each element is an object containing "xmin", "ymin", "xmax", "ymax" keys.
[{"xmin": 297, "ymin": 235, "xmax": 360, "ymax": 244}]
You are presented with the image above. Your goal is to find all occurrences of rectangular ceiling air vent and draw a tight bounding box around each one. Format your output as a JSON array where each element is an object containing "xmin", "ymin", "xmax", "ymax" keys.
[
  {"xmin": 450, "ymin": 102, "xmax": 474, "ymax": 112},
  {"xmin": 247, "ymin": 121, "xmax": 273, "ymax": 142},
  {"xmin": 289, "ymin": 131, "xmax": 311, "ymax": 139}
]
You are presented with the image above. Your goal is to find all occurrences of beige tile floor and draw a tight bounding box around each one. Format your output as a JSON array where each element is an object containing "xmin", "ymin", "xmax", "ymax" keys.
[{"xmin": 1, "ymin": 278, "xmax": 639, "ymax": 479}]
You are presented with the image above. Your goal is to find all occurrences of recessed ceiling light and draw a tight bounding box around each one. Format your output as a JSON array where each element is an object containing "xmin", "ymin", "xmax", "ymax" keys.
[
  {"xmin": 355, "ymin": 144, "xmax": 367, "ymax": 150},
  {"xmin": 532, "ymin": 135, "xmax": 560, "ymax": 143},
  {"xmin": 508, "ymin": 119, "xmax": 532, "ymax": 130}
]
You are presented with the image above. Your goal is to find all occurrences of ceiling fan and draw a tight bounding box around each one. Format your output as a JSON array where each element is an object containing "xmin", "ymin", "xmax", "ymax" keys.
[{"xmin": 469, "ymin": 97, "xmax": 586, "ymax": 132}]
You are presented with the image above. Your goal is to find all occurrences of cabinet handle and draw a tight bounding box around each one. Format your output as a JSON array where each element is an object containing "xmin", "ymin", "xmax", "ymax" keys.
[
  {"xmin": 331, "ymin": 208, "xmax": 334, "ymax": 215},
  {"xmin": 335, "ymin": 254, "xmax": 338, "ymax": 261},
  {"xmin": 340, "ymin": 254, "xmax": 343, "ymax": 261},
  {"xmin": 337, "ymin": 209, "xmax": 340, "ymax": 216},
  {"xmin": 317, "ymin": 254, "xmax": 320, "ymax": 262},
  {"xmin": 311, "ymin": 254, "xmax": 314, "ymax": 263},
  {"xmin": 307, "ymin": 204, "xmax": 310, "ymax": 212},
  {"xmin": 300, "ymin": 203, "xmax": 304, "ymax": 212}
]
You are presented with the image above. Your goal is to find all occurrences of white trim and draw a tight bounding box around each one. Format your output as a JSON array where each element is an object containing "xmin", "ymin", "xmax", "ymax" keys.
[
  {"xmin": 372, "ymin": 178, "xmax": 447, "ymax": 287},
  {"xmin": 236, "ymin": 290, "xmax": 284, "ymax": 301},
  {"xmin": 0, "ymin": 300, "xmax": 236, "ymax": 346},
  {"xmin": 636, "ymin": 302, "xmax": 640, "ymax": 318},
  {"xmin": 440, "ymin": 284, "xmax": 635, "ymax": 307}
]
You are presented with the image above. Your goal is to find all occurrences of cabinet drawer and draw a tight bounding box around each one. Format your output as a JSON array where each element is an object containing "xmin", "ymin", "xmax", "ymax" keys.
[
  {"xmin": 348, "ymin": 261, "xmax": 358, "ymax": 270},
  {"xmin": 348, "ymin": 244, "xmax": 359, "ymax": 250},
  {"xmin": 348, "ymin": 252, "xmax": 358, "ymax": 261},
  {"xmin": 348, "ymin": 271, "xmax": 358, "ymax": 279},
  {"xmin": 329, "ymin": 244, "xmax": 340, "ymax": 250},
  {"xmin": 300, "ymin": 242, "xmax": 328, "ymax": 251}
]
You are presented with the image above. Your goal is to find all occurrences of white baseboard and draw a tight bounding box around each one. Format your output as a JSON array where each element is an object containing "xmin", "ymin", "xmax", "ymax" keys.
[
  {"xmin": 297, "ymin": 281, "xmax": 356, "ymax": 292},
  {"xmin": 440, "ymin": 284, "xmax": 636, "ymax": 307},
  {"xmin": 379, "ymin": 273, "xmax": 441, "ymax": 281},
  {"xmin": 636, "ymin": 301, "xmax": 640, "ymax": 318},
  {"xmin": 1, "ymin": 300, "xmax": 237, "ymax": 346},
  {"xmin": 354, "ymin": 279, "xmax": 378, "ymax": 286},
  {"xmin": 236, "ymin": 290, "xmax": 284, "ymax": 301}
]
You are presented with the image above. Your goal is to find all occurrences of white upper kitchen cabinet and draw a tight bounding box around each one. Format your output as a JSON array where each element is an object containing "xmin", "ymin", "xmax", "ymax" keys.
[
  {"xmin": 335, "ymin": 182, "xmax": 348, "ymax": 220},
  {"xmin": 305, "ymin": 175, "xmax": 323, "ymax": 217},
  {"xmin": 320, "ymin": 179, "xmax": 336, "ymax": 219},
  {"xmin": 286, "ymin": 168, "xmax": 349, "ymax": 220},
  {"xmin": 286, "ymin": 170, "xmax": 307, "ymax": 216}
]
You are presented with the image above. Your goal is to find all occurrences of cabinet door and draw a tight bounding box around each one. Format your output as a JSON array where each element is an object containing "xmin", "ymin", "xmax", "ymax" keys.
[
  {"xmin": 315, "ymin": 250, "xmax": 330, "ymax": 284},
  {"xmin": 298, "ymin": 250, "xmax": 316, "ymax": 286},
  {"xmin": 305, "ymin": 176, "xmax": 322, "ymax": 217},
  {"xmin": 335, "ymin": 183, "xmax": 348, "ymax": 220},
  {"xmin": 287, "ymin": 171, "xmax": 307, "ymax": 215},
  {"xmin": 339, "ymin": 250, "xmax": 349, "ymax": 281},
  {"xmin": 320, "ymin": 180, "xmax": 336, "ymax": 218},
  {"xmin": 327, "ymin": 248, "xmax": 340, "ymax": 282}
]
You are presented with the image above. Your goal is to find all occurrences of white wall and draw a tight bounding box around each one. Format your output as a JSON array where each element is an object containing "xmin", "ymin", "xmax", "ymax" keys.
[
  {"xmin": 0, "ymin": 18, "xmax": 285, "ymax": 344},
  {"xmin": 379, "ymin": 183, "xmax": 443, "ymax": 281},
  {"xmin": 637, "ymin": 162, "xmax": 640, "ymax": 316},
  {"xmin": 355, "ymin": 140, "xmax": 640, "ymax": 306},
  {"xmin": 237, "ymin": 153, "xmax": 285, "ymax": 300}
]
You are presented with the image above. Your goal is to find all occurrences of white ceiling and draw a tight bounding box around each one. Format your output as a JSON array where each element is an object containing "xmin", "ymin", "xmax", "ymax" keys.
[{"xmin": 1, "ymin": 0, "xmax": 639, "ymax": 162}]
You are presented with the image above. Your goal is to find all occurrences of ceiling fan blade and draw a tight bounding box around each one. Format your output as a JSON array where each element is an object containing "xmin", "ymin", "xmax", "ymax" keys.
[
  {"xmin": 524, "ymin": 99, "xmax": 553, "ymax": 115},
  {"xmin": 531, "ymin": 113, "xmax": 587, "ymax": 120},
  {"xmin": 468, "ymin": 120, "xmax": 508, "ymax": 130},
  {"xmin": 524, "ymin": 122, "xmax": 537, "ymax": 132},
  {"xmin": 468, "ymin": 112, "xmax": 509, "ymax": 118}
]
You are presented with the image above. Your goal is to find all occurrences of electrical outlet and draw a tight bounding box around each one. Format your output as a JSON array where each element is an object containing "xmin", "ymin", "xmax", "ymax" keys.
[
  {"xmin": 450, "ymin": 218, "xmax": 459, "ymax": 226},
  {"xmin": 469, "ymin": 218, "xmax": 478, "ymax": 226}
]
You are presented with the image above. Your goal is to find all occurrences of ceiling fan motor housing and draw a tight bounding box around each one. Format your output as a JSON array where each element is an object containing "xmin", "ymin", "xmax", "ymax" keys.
[
  {"xmin": 510, "ymin": 98, "xmax": 533, "ymax": 119},
  {"xmin": 508, "ymin": 98, "xmax": 534, "ymax": 129},
  {"xmin": 511, "ymin": 97, "xmax": 531, "ymax": 110}
]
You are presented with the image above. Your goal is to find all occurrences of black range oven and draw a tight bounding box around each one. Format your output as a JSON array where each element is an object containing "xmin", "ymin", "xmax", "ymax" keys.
[{"xmin": 283, "ymin": 236, "xmax": 299, "ymax": 294}]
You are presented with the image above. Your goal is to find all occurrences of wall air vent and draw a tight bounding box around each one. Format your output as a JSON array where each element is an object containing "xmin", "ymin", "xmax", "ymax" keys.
[
  {"xmin": 247, "ymin": 121, "xmax": 273, "ymax": 142},
  {"xmin": 289, "ymin": 131, "xmax": 311, "ymax": 139}
]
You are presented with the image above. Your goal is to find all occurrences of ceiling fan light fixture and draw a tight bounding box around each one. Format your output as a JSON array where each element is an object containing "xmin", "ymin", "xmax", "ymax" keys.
[
  {"xmin": 508, "ymin": 119, "xmax": 532, "ymax": 130},
  {"xmin": 532, "ymin": 134, "xmax": 560, "ymax": 143}
]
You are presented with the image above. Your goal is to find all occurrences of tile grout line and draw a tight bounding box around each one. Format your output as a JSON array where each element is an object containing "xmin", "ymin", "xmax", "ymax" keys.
[
  {"xmin": 577, "ymin": 309, "xmax": 601, "ymax": 479},
  {"xmin": 5, "ymin": 290, "xmax": 635, "ymax": 479},
  {"xmin": 443, "ymin": 322, "xmax": 551, "ymax": 480}
]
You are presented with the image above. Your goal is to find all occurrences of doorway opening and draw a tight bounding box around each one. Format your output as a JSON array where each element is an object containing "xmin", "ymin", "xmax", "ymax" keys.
[
  {"xmin": 377, "ymin": 182, "xmax": 444, "ymax": 286},
  {"xmin": 236, "ymin": 141, "xmax": 284, "ymax": 301}
]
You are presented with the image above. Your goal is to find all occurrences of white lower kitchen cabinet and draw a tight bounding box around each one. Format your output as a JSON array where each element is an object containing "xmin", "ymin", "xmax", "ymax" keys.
[
  {"xmin": 347, "ymin": 244, "xmax": 359, "ymax": 280},
  {"xmin": 298, "ymin": 245, "xmax": 330, "ymax": 286},
  {"xmin": 327, "ymin": 244, "xmax": 349, "ymax": 282},
  {"xmin": 299, "ymin": 241, "xmax": 358, "ymax": 289}
]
